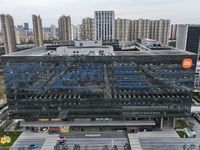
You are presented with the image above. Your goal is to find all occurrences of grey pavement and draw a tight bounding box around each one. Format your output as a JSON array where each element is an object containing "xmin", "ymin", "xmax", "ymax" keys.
[
  {"xmin": 11, "ymin": 130, "xmax": 128, "ymax": 150},
  {"xmin": 0, "ymin": 110, "xmax": 8, "ymax": 120},
  {"xmin": 11, "ymin": 140, "xmax": 45, "ymax": 150},
  {"xmin": 191, "ymin": 106, "xmax": 200, "ymax": 113},
  {"xmin": 41, "ymin": 138, "xmax": 58, "ymax": 150},
  {"xmin": 64, "ymin": 138, "xmax": 128, "ymax": 150},
  {"xmin": 11, "ymin": 129, "xmax": 58, "ymax": 150},
  {"xmin": 128, "ymin": 136, "xmax": 142, "ymax": 150},
  {"xmin": 17, "ymin": 130, "xmax": 58, "ymax": 140},
  {"xmin": 61, "ymin": 132, "xmax": 127, "ymax": 150},
  {"xmin": 127, "ymin": 118, "xmax": 200, "ymax": 150}
]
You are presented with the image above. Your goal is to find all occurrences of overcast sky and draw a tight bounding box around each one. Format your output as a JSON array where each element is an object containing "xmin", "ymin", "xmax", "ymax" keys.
[{"xmin": 1, "ymin": 0, "xmax": 200, "ymax": 28}]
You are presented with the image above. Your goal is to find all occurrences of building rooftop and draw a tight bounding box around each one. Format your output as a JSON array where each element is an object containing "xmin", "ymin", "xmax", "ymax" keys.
[
  {"xmin": 114, "ymin": 50, "xmax": 194, "ymax": 56},
  {"xmin": 2, "ymin": 46, "xmax": 195, "ymax": 57},
  {"xmin": 2, "ymin": 39, "xmax": 196, "ymax": 57}
]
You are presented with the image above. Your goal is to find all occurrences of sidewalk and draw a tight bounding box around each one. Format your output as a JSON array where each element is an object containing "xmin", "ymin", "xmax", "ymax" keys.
[
  {"xmin": 128, "ymin": 134, "xmax": 142, "ymax": 150},
  {"xmin": 128, "ymin": 121, "xmax": 179, "ymax": 150},
  {"xmin": 41, "ymin": 138, "xmax": 57, "ymax": 150}
]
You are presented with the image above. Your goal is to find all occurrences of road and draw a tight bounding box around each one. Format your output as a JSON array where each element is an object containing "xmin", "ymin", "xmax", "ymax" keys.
[
  {"xmin": 59, "ymin": 132, "xmax": 127, "ymax": 150},
  {"xmin": 64, "ymin": 138, "xmax": 127, "ymax": 150},
  {"xmin": 11, "ymin": 130, "xmax": 128, "ymax": 150}
]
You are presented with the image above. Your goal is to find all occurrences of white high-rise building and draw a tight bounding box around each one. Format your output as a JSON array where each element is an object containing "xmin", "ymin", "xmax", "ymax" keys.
[
  {"xmin": 77, "ymin": 24, "xmax": 82, "ymax": 40},
  {"xmin": 94, "ymin": 11, "xmax": 115, "ymax": 40},
  {"xmin": 51, "ymin": 25, "xmax": 56, "ymax": 35},
  {"xmin": 71, "ymin": 24, "xmax": 77, "ymax": 40}
]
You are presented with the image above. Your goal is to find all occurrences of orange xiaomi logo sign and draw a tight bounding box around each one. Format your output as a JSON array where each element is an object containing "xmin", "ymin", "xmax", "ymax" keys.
[{"xmin": 182, "ymin": 59, "xmax": 192, "ymax": 68}]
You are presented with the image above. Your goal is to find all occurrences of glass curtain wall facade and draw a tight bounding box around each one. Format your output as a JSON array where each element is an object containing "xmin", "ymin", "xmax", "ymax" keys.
[
  {"xmin": 1, "ymin": 53, "xmax": 196, "ymax": 121},
  {"xmin": 186, "ymin": 27, "xmax": 200, "ymax": 54}
]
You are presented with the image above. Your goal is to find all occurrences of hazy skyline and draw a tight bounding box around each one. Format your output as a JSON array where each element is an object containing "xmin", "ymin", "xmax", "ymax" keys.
[{"xmin": 1, "ymin": 0, "xmax": 200, "ymax": 28}]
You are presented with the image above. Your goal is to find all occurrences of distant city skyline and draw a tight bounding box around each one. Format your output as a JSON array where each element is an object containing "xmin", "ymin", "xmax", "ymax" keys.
[{"xmin": 0, "ymin": 0, "xmax": 200, "ymax": 28}]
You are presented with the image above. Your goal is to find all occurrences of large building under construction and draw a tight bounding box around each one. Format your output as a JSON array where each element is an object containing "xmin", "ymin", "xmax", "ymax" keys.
[{"xmin": 1, "ymin": 40, "xmax": 196, "ymax": 132}]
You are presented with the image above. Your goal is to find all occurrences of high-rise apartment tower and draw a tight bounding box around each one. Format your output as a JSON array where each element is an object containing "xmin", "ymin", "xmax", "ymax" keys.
[
  {"xmin": 51, "ymin": 25, "xmax": 56, "ymax": 35},
  {"xmin": 58, "ymin": 15, "xmax": 71, "ymax": 41},
  {"xmin": 82, "ymin": 18, "xmax": 95, "ymax": 40},
  {"xmin": 114, "ymin": 18, "xmax": 170, "ymax": 44},
  {"xmin": 15, "ymin": 30, "xmax": 21, "ymax": 45},
  {"xmin": 32, "ymin": 15, "xmax": 44, "ymax": 47},
  {"xmin": 115, "ymin": 18, "xmax": 131, "ymax": 41},
  {"xmin": 0, "ymin": 14, "xmax": 17, "ymax": 54},
  {"xmin": 77, "ymin": 24, "xmax": 82, "ymax": 40},
  {"xmin": 170, "ymin": 24, "xmax": 177, "ymax": 40}
]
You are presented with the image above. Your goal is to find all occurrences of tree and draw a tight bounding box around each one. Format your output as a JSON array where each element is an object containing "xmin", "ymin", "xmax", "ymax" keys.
[
  {"xmin": 183, "ymin": 144, "xmax": 187, "ymax": 150},
  {"xmin": 62, "ymin": 145, "xmax": 69, "ymax": 150},
  {"xmin": 124, "ymin": 143, "xmax": 131, "ymax": 150},
  {"xmin": 54, "ymin": 145, "xmax": 61, "ymax": 150},
  {"xmin": 74, "ymin": 144, "xmax": 80, "ymax": 150},
  {"xmin": 102, "ymin": 145, "xmax": 109, "ymax": 150},
  {"xmin": 111, "ymin": 145, "xmax": 118, "ymax": 150},
  {"xmin": 168, "ymin": 41, "xmax": 176, "ymax": 48},
  {"xmin": 198, "ymin": 144, "xmax": 200, "ymax": 150},
  {"xmin": 189, "ymin": 144, "xmax": 196, "ymax": 150}
]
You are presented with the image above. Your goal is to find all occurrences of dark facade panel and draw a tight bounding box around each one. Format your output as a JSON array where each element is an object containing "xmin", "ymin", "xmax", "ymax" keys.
[
  {"xmin": 1, "ymin": 54, "xmax": 196, "ymax": 120},
  {"xmin": 186, "ymin": 27, "xmax": 200, "ymax": 54}
]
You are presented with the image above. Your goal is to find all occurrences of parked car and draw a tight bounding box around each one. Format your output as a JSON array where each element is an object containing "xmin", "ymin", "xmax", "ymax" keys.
[
  {"xmin": 56, "ymin": 141, "xmax": 65, "ymax": 145},
  {"xmin": 28, "ymin": 144, "xmax": 38, "ymax": 149},
  {"xmin": 57, "ymin": 136, "xmax": 66, "ymax": 141}
]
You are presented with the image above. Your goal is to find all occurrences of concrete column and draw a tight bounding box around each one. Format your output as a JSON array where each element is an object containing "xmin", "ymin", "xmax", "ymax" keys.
[
  {"xmin": 172, "ymin": 117, "xmax": 176, "ymax": 128},
  {"xmin": 160, "ymin": 117, "xmax": 163, "ymax": 129}
]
